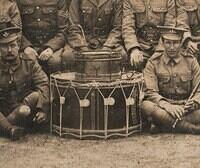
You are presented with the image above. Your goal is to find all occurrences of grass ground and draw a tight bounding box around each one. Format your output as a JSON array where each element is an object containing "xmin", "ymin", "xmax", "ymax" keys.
[{"xmin": 0, "ymin": 132, "xmax": 199, "ymax": 168}]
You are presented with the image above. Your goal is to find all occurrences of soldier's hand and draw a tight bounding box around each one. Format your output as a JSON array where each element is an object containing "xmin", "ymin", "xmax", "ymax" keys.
[
  {"xmin": 33, "ymin": 112, "xmax": 47, "ymax": 124},
  {"xmin": 184, "ymin": 99, "xmax": 199, "ymax": 113},
  {"xmin": 130, "ymin": 48, "xmax": 144, "ymax": 69},
  {"xmin": 24, "ymin": 47, "xmax": 38, "ymax": 60},
  {"xmin": 39, "ymin": 48, "xmax": 53, "ymax": 61},
  {"xmin": 168, "ymin": 105, "xmax": 184, "ymax": 120},
  {"xmin": 187, "ymin": 41, "xmax": 199, "ymax": 54}
]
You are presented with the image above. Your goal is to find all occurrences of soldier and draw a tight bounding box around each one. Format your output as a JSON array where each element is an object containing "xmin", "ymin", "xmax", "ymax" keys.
[
  {"xmin": 16, "ymin": 0, "xmax": 86, "ymax": 73},
  {"xmin": 0, "ymin": 25, "xmax": 49, "ymax": 140},
  {"xmin": 176, "ymin": 0, "xmax": 200, "ymax": 62},
  {"xmin": 69, "ymin": 0, "xmax": 126, "ymax": 62},
  {"xmin": 123, "ymin": 0, "xmax": 176, "ymax": 71},
  {"xmin": 141, "ymin": 26, "xmax": 200, "ymax": 134}
]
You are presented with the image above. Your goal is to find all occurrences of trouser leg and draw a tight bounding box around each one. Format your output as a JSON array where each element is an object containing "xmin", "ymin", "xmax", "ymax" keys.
[
  {"xmin": 47, "ymin": 48, "xmax": 64, "ymax": 74},
  {"xmin": 61, "ymin": 44, "xmax": 75, "ymax": 71},
  {"xmin": 182, "ymin": 109, "xmax": 200, "ymax": 125},
  {"xmin": 141, "ymin": 100, "xmax": 200, "ymax": 134},
  {"xmin": 0, "ymin": 112, "xmax": 13, "ymax": 132},
  {"xmin": 7, "ymin": 92, "xmax": 39, "ymax": 125}
]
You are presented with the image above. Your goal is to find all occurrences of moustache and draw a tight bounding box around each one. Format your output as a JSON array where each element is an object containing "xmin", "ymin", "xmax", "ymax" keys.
[{"xmin": 6, "ymin": 53, "xmax": 15, "ymax": 57}]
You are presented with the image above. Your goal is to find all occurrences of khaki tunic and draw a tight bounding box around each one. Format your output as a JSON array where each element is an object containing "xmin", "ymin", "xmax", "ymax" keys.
[
  {"xmin": 123, "ymin": 0, "xmax": 176, "ymax": 58},
  {"xmin": 143, "ymin": 50, "xmax": 200, "ymax": 104},
  {"xmin": 0, "ymin": 54, "xmax": 49, "ymax": 115},
  {"xmin": 70, "ymin": 0, "xmax": 123, "ymax": 49}
]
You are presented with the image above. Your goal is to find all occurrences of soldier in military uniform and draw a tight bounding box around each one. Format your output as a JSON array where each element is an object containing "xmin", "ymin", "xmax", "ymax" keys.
[
  {"xmin": 141, "ymin": 26, "xmax": 200, "ymax": 134},
  {"xmin": 0, "ymin": 25, "xmax": 49, "ymax": 140},
  {"xmin": 176, "ymin": 0, "xmax": 200, "ymax": 62},
  {"xmin": 69, "ymin": 0, "xmax": 126, "ymax": 62},
  {"xmin": 123, "ymin": 0, "xmax": 176, "ymax": 71},
  {"xmin": 16, "ymin": 0, "xmax": 86, "ymax": 73}
]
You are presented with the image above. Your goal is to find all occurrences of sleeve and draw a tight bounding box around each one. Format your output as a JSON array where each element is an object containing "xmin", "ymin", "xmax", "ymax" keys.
[
  {"xmin": 44, "ymin": 0, "xmax": 67, "ymax": 51},
  {"xmin": 103, "ymin": 0, "xmax": 122, "ymax": 48},
  {"xmin": 122, "ymin": 0, "xmax": 140, "ymax": 54},
  {"xmin": 9, "ymin": 1, "xmax": 22, "ymax": 28},
  {"xmin": 143, "ymin": 59, "xmax": 166, "ymax": 104},
  {"xmin": 67, "ymin": 0, "xmax": 87, "ymax": 48},
  {"xmin": 164, "ymin": 0, "xmax": 176, "ymax": 26},
  {"xmin": 16, "ymin": 0, "xmax": 33, "ymax": 50},
  {"xmin": 190, "ymin": 58, "xmax": 200, "ymax": 104},
  {"xmin": 31, "ymin": 61, "xmax": 49, "ymax": 113},
  {"xmin": 175, "ymin": 0, "xmax": 192, "ymax": 43}
]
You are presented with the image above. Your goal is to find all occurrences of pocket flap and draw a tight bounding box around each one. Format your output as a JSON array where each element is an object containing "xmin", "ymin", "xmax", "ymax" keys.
[
  {"xmin": 183, "ymin": 5, "xmax": 197, "ymax": 12},
  {"xmin": 152, "ymin": 7, "xmax": 168, "ymax": 13},
  {"xmin": 180, "ymin": 75, "xmax": 192, "ymax": 82},
  {"xmin": 42, "ymin": 7, "xmax": 57, "ymax": 14},
  {"xmin": 22, "ymin": 7, "xmax": 35, "ymax": 14},
  {"xmin": 82, "ymin": 7, "xmax": 93, "ymax": 14}
]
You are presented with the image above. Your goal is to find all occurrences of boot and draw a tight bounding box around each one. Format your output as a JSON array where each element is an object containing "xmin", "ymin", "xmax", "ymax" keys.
[
  {"xmin": 152, "ymin": 106, "xmax": 200, "ymax": 134},
  {"xmin": 9, "ymin": 126, "xmax": 24, "ymax": 141},
  {"xmin": 0, "ymin": 112, "xmax": 24, "ymax": 140}
]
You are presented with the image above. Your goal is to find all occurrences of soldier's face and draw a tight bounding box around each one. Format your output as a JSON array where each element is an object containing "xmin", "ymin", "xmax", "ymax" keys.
[
  {"xmin": 163, "ymin": 38, "xmax": 182, "ymax": 58},
  {"xmin": 0, "ymin": 40, "xmax": 19, "ymax": 62}
]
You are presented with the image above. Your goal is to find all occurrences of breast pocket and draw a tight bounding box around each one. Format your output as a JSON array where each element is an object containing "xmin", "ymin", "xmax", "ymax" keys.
[
  {"xmin": 41, "ymin": 6, "xmax": 57, "ymax": 27},
  {"xmin": 177, "ymin": 75, "xmax": 192, "ymax": 94},
  {"xmin": 21, "ymin": 7, "xmax": 35, "ymax": 15},
  {"xmin": 158, "ymin": 75, "xmax": 171, "ymax": 93},
  {"xmin": 21, "ymin": 6, "xmax": 35, "ymax": 24},
  {"xmin": 152, "ymin": 6, "xmax": 168, "ymax": 24},
  {"xmin": 132, "ymin": 5, "xmax": 146, "ymax": 26}
]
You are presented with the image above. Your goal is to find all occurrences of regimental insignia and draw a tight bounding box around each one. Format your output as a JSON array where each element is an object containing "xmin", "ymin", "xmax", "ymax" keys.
[{"xmin": 2, "ymin": 32, "xmax": 9, "ymax": 38}]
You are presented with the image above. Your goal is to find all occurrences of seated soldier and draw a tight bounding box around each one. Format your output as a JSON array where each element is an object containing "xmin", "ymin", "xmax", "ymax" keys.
[
  {"xmin": 16, "ymin": 0, "xmax": 86, "ymax": 73},
  {"xmin": 0, "ymin": 25, "xmax": 49, "ymax": 141},
  {"xmin": 69, "ymin": 0, "xmax": 127, "ymax": 66},
  {"xmin": 141, "ymin": 26, "xmax": 200, "ymax": 134},
  {"xmin": 122, "ymin": 0, "xmax": 176, "ymax": 71},
  {"xmin": 176, "ymin": 0, "xmax": 200, "ymax": 63}
]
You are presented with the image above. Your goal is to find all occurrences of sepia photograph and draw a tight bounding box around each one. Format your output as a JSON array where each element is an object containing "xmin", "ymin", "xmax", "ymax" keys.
[{"xmin": 0, "ymin": 0, "xmax": 200, "ymax": 167}]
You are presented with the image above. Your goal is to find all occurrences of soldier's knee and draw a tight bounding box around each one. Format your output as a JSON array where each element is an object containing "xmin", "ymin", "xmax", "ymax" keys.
[
  {"xmin": 62, "ymin": 45, "xmax": 74, "ymax": 63},
  {"xmin": 62, "ymin": 45, "xmax": 75, "ymax": 70},
  {"xmin": 141, "ymin": 100, "xmax": 158, "ymax": 116},
  {"xmin": 18, "ymin": 105, "xmax": 31, "ymax": 117}
]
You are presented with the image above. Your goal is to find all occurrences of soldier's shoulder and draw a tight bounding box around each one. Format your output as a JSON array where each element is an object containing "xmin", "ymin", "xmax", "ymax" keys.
[{"xmin": 149, "ymin": 51, "xmax": 163, "ymax": 61}]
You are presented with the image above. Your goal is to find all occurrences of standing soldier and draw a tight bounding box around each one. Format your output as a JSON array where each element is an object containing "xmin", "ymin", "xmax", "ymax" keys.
[
  {"xmin": 141, "ymin": 26, "xmax": 200, "ymax": 134},
  {"xmin": 0, "ymin": 25, "xmax": 49, "ymax": 141},
  {"xmin": 16, "ymin": 0, "xmax": 86, "ymax": 73},
  {"xmin": 123, "ymin": 0, "xmax": 176, "ymax": 71},
  {"xmin": 69, "ymin": 0, "xmax": 126, "ymax": 61}
]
